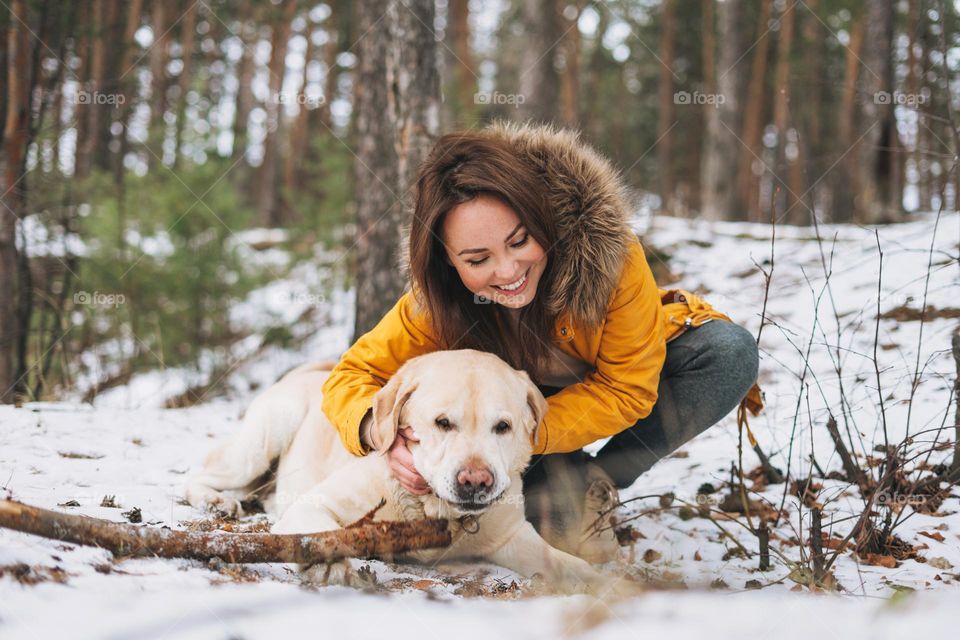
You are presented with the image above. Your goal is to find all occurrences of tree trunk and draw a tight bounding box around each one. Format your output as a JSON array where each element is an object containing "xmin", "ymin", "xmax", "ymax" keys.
[
  {"xmin": 770, "ymin": 0, "xmax": 800, "ymax": 223},
  {"xmin": 701, "ymin": 0, "xmax": 744, "ymax": 220},
  {"xmin": 516, "ymin": 0, "xmax": 561, "ymax": 124},
  {"xmin": 657, "ymin": 0, "xmax": 677, "ymax": 213},
  {"xmin": 173, "ymin": 0, "xmax": 199, "ymax": 168},
  {"xmin": 854, "ymin": 0, "xmax": 899, "ymax": 223},
  {"xmin": 75, "ymin": 0, "xmax": 107, "ymax": 180},
  {"xmin": 113, "ymin": 0, "xmax": 143, "ymax": 168},
  {"xmin": 1, "ymin": 0, "xmax": 29, "ymax": 404},
  {"xmin": 834, "ymin": 15, "xmax": 865, "ymax": 222},
  {"xmin": 254, "ymin": 0, "xmax": 296, "ymax": 227},
  {"xmin": 558, "ymin": 1, "xmax": 582, "ymax": 128},
  {"xmin": 231, "ymin": 0, "xmax": 256, "ymax": 162},
  {"xmin": 285, "ymin": 21, "xmax": 316, "ymax": 198},
  {"xmin": 148, "ymin": 0, "xmax": 172, "ymax": 165},
  {"xmin": 797, "ymin": 0, "xmax": 822, "ymax": 219},
  {"xmin": 353, "ymin": 0, "xmax": 440, "ymax": 339},
  {"xmin": 446, "ymin": 0, "xmax": 476, "ymax": 126},
  {"xmin": 737, "ymin": 0, "xmax": 771, "ymax": 221}
]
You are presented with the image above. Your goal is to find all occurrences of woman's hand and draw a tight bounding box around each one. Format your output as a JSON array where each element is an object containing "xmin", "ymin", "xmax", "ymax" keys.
[{"xmin": 387, "ymin": 426, "xmax": 430, "ymax": 495}]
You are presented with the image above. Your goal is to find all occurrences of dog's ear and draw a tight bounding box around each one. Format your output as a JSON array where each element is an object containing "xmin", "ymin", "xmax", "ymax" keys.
[
  {"xmin": 371, "ymin": 372, "xmax": 417, "ymax": 454},
  {"xmin": 522, "ymin": 373, "xmax": 548, "ymax": 448}
]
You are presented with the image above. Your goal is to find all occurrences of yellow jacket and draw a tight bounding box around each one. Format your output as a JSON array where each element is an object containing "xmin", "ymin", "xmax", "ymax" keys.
[{"xmin": 321, "ymin": 122, "xmax": 750, "ymax": 457}]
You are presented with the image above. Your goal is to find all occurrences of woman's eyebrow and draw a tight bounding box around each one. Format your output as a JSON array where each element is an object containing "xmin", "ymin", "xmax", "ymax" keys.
[{"xmin": 457, "ymin": 224, "xmax": 524, "ymax": 256}]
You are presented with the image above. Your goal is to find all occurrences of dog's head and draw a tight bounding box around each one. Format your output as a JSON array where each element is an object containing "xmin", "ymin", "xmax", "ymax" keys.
[{"xmin": 371, "ymin": 349, "xmax": 547, "ymax": 514}]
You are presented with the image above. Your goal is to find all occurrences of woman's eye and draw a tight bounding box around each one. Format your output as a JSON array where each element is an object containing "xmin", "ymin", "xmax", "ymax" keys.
[
  {"xmin": 510, "ymin": 234, "xmax": 529, "ymax": 249},
  {"xmin": 435, "ymin": 417, "xmax": 452, "ymax": 430},
  {"xmin": 467, "ymin": 257, "xmax": 488, "ymax": 267},
  {"xmin": 494, "ymin": 421, "xmax": 511, "ymax": 434}
]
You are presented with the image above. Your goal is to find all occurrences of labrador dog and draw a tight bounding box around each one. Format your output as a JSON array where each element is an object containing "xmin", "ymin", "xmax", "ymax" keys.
[{"xmin": 185, "ymin": 349, "xmax": 621, "ymax": 591}]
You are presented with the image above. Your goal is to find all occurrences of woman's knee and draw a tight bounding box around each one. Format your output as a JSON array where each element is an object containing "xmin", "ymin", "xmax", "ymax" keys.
[{"xmin": 712, "ymin": 321, "xmax": 759, "ymax": 394}]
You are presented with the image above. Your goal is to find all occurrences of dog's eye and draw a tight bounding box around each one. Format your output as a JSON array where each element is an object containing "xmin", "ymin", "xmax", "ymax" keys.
[
  {"xmin": 435, "ymin": 417, "xmax": 452, "ymax": 430},
  {"xmin": 494, "ymin": 420, "xmax": 511, "ymax": 434}
]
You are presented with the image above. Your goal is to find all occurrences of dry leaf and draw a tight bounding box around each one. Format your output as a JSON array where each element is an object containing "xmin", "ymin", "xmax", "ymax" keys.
[
  {"xmin": 918, "ymin": 531, "xmax": 945, "ymax": 543},
  {"xmin": 862, "ymin": 553, "xmax": 897, "ymax": 568}
]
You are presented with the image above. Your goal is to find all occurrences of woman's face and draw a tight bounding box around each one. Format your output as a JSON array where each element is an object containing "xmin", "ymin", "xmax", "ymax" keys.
[{"xmin": 441, "ymin": 195, "xmax": 548, "ymax": 309}]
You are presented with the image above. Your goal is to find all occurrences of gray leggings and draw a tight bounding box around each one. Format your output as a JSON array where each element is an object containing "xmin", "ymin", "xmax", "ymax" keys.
[{"xmin": 523, "ymin": 320, "xmax": 759, "ymax": 525}]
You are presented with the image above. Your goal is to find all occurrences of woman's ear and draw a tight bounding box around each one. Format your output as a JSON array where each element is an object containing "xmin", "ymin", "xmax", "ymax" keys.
[{"xmin": 371, "ymin": 373, "xmax": 417, "ymax": 454}]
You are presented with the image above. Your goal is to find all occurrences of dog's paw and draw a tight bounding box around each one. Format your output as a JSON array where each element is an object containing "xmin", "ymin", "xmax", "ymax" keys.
[
  {"xmin": 185, "ymin": 484, "xmax": 244, "ymax": 518},
  {"xmin": 301, "ymin": 560, "xmax": 356, "ymax": 587}
]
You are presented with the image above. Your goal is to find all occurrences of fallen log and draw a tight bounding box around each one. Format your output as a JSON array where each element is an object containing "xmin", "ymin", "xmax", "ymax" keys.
[{"xmin": 0, "ymin": 499, "xmax": 451, "ymax": 564}]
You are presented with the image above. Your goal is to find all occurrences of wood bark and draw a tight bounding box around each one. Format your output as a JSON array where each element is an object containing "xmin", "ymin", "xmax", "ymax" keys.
[
  {"xmin": 835, "ymin": 15, "xmax": 864, "ymax": 222},
  {"xmin": 446, "ymin": 0, "xmax": 476, "ymax": 125},
  {"xmin": 173, "ymin": 0, "xmax": 199, "ymax": 168},
  {"xmin": 657, "ymin": 0, "xmax": 676, "ymax": 213},
  {"xmin": 950, "ymin": 326, "xmax": 960, "ymax": 480},
  {"xmin": 1, "ymin": 0, "xmax": 30, "ymax": 404},
  {"xmin": 0, "ymin": 499, "xmax": 451, "ymax": 564},
  {"xmin": 353, "ymin": 0, "xmax": 440, "ymax": 339},
  {"xmin": 255, "ymin": 0, "xmax": 296, "ymax": 227},
  {"xmin": 771, "ymin": 0, "xmax": 800, "ymax": 222},
  {"xmin": 796, "ymin": 0, "xmax": 822, "ymax": 221},
  {"xmin": 737, "ymin": 0, "xmax": 771, "ymax": 221},
  {"xmin": 853, "ymin": 0, "xmax": 898, "ymax": 223},
  {"xmin": 516, "ymin": 0, "xmax": 561, "ymax": 124},
  {"xmin": 148, "ymin": 0, "xmax": 172, "ymax": 163},
  {"xmin": 558, "ymin": 1, "xmax": 581, "ymax": 128},
  {"xmin": 285, "ymin": 22, "xmax": 316, "ymax": 197},
  {"xmin": 701, "ymin": 0, "xmax": 744, "ymax": 220},
  {"xmin": 75, "ymin": 0, "xmax": 107, "ymax": 180},
  {"xmin": 231, "ymin": 0, "xmax": 256, "ymax": 162}
]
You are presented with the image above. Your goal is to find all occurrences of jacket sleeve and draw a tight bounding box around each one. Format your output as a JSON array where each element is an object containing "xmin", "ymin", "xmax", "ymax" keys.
[
  {"xmin": 534, "ymin": 242, "xmax": 666, "ymax": 455},
  {"xmin": 321, "ymin": 291, "xmax": 439, "ymax": 456}
]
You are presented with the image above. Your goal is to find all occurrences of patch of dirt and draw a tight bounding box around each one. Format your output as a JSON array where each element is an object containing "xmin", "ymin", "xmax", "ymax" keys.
[
  {"xmin": 879, "ymin": 305, "xmax": 960, "ymax": 322},
  {"xmin": 0, "ymin": 563, "xmax": 70, "ymax": 586}
]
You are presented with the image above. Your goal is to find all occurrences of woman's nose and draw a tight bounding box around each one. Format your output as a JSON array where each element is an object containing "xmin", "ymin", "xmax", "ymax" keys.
[{"xmin": 494, "ymin": 259, "xmax": 518, "ymax": 280}]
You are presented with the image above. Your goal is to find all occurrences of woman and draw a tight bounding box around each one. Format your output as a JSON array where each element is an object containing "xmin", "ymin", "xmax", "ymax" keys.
[{"xmin": 322, "ymin": 122, "xmax": 761, "ymax": 563}]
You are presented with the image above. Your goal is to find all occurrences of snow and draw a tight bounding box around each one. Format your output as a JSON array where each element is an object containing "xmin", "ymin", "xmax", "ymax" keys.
[{"xmin": 1, "ymin": 212, "xmax": 958, "ymax": 639}]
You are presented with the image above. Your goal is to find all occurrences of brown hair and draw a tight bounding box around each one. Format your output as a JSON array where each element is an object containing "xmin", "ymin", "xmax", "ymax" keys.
[{"xmin": 408, "ymin": 132, "xmax": 559, "ymax": 383}]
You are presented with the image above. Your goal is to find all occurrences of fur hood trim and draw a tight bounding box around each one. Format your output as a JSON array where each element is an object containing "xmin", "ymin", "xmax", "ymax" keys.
[{"xmin": 479, "ymin": 121, "xmax": 634, "ymax": 329}]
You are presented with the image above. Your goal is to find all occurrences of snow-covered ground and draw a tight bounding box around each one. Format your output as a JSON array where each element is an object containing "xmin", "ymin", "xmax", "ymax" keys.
[{"xmin": 2, "ymin": 212, "xmax": 958, "ymax": 639}]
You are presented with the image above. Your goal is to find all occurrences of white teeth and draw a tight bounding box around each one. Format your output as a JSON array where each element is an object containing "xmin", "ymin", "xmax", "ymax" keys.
[{"xmin": 494, "ymin": 273, "xmax": 526, "ymax": 291}]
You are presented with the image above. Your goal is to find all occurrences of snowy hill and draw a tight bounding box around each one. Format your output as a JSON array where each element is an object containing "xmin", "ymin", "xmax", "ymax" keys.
[{"xmin": 1, "ymin": 213, "xmax": 958, "ymax": 639}]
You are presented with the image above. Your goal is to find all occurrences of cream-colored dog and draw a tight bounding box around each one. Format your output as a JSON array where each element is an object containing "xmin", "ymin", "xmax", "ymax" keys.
[{"xmin": 185, "ymin": 349, "xmax": 617, "ymax": 590}]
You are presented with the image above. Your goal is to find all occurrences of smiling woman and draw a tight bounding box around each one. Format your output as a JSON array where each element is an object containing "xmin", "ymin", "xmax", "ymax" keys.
[{"xmin": 321, "ymin": 122, "xmax": 760, "ymax": 564}]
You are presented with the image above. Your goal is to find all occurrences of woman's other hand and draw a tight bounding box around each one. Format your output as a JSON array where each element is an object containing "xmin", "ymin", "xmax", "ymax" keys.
[{"xmin": 387, "ymin": 426, "xmax": 430, "ymax": 495}]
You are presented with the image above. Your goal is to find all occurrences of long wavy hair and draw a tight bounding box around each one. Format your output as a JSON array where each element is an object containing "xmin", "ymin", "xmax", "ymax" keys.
[{"xmin": 408, "ymin": 132, "xmax": 559, "ymax": 383}]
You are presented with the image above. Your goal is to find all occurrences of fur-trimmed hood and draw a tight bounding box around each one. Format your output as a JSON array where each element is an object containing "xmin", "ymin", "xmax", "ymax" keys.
[{"xmin": 476, "ymin": 122, "xmax": 634, "ymax": 329}]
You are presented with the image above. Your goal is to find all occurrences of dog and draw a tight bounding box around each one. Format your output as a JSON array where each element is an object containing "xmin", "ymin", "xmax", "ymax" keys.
[{"xmin": 185, "ymin": 349, "xmax": 624, "ymax": 591}]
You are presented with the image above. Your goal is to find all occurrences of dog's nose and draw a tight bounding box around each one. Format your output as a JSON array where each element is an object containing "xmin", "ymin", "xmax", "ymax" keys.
[
  {"xmin": 457, "ymin": 467, "xmax": 493, "ymax": 488},
  {"xmin": 455, "ymin": 465, "xmax": 494, "ymax": 501}
]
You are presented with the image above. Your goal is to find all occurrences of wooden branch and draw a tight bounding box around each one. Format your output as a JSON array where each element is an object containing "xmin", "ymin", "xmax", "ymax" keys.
[
  {"xmin": 0, "ymin": 499, "xmax": 450, "ymax": 564},
  {"xmin": 824, "ymin": 415, "xmax": 865, "ymax": 487},
  {"xmin": 950, "ymin": 325, "xmax": 960, "ymax": 481}
]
